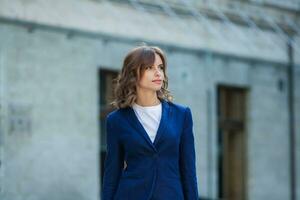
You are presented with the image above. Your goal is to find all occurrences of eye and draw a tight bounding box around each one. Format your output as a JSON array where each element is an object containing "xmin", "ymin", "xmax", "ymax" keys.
[{"xmin": 146, "ymin": 66, "xmax": 152, "ymax": 70}]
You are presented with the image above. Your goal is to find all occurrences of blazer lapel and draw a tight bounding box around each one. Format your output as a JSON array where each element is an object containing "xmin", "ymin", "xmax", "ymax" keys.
[
  {"xmin": 126, "ymin": 106, "xmax": 155, "ymax": 151},
  {"xmin": 153, "ymin": 100, "xmax": 170, "ymax": 146},
  {"xmin": 125, "ymin": 99, "xmax": 170, "ymax": 152}
]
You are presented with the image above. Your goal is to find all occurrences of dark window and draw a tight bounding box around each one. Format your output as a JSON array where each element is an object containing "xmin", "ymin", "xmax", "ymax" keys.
[{"xmin": 98, "ymin": 68, "xmax": 119, "ymax": 187}]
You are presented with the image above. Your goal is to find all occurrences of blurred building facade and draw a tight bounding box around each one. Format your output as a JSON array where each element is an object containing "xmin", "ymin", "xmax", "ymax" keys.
[{"xmin": 0, "ymin": 0, "xmax": 299, "ymax": 200}]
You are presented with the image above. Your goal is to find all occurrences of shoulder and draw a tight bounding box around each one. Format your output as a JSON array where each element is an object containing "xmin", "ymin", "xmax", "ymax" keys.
[
  {"xmin": 167, "ymin": 101, "xmax": 193, "ymax": 126},
  {"xmin": 167, "ymin": 101, "xmax": 191, "ymax": 115},
  {"xmin": 105, "ymin": 108, "xmax": 126, "ymax": 124}
]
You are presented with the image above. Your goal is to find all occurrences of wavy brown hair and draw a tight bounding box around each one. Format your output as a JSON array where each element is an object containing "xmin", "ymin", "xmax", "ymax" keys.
[{"xmin": 111, "ymin": 45, "xmax": 173, "ymax": 109}]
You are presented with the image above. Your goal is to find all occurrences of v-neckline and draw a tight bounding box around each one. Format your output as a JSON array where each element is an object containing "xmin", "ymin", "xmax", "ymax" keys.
[
  {"xmin": 131, "ymin": 101, "xmax": 163, "ymax": 144},
  {"xmin": 128, "ymin": 99, "xmax": 168, "ymax": 148}
]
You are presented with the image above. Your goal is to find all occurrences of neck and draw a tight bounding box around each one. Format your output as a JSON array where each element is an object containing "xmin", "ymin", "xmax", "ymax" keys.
[{"xmin": 136, "ymin": 89, "xmax": 160, "ymax": 107}]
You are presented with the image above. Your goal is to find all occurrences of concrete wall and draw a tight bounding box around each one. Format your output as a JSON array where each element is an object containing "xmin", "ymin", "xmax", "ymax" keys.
[
  {"xmin": 0, "ymin": 0, "xmax": 299, "ymax": 200},
  {"xmin": 251, "ymin": 0, "xmax": 300, "ymax": 10},
  {"xmin": 248, "ymin": 62, "xmax": 291, "ymax": 200},
  {"xmin": 0, "ymin": 0, "xmax": 298, "ymax": 64},
  {"xmin": 0, "ymin": 23, "xmax": 101, "ymax": 200}
]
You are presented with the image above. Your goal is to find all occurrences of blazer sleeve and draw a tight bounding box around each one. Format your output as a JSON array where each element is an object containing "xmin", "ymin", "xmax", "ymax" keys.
[
  {"xmin": 179, "ymin": 107, "xmax": 199, "ymax": 200},
  {"xmin": 101, "ymin": 114, "xmax": 124, "ymax": 200}
]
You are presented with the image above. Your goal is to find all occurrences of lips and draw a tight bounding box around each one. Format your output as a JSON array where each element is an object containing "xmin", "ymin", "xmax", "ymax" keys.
[{"xmin": 152, "ymin": 80, "xmax": 162, "ymax": 84}]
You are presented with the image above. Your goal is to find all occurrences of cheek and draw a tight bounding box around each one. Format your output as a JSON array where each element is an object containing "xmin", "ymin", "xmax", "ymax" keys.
[
  {"xmin": 138, "ymin": 77, "xmax": 145, "ymax": 86},
  {"xmin": 142, "ymin": 72, "xmax": 153, "ymax": 81},
  {"xmin": 159, "ymin": 72, "xmax": 165, "ymax": 81},
  {"xmin": 138, "ymin": 73, "xmax": 149, "ymax": 86}
]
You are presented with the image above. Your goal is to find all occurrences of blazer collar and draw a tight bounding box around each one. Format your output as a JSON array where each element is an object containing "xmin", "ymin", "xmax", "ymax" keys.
[{"xmin": 125, "ymin": 99, "xmax": 170, "ymax": 152}]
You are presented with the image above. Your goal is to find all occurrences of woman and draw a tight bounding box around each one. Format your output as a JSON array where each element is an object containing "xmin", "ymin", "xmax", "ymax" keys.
[{"xmin": 101, "ymin": 45, "xmax": 199, "ymax": 200}]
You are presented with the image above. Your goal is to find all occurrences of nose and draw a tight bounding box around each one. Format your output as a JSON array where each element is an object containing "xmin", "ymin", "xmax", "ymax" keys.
[{"xmin": 154, "ymin": 67, "xmax": 162, "ymax": 76}]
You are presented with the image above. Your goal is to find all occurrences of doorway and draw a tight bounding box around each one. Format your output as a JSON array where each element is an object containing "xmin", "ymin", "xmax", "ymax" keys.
[{"xmin": 217, "ymin": 85, "xmax": 248, "ymax": 200}]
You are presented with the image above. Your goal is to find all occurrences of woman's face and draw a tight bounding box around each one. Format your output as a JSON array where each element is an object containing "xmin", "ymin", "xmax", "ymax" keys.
[{"xmin": 137, "ymin": 53, "xmax": 164, "ymax": 92}]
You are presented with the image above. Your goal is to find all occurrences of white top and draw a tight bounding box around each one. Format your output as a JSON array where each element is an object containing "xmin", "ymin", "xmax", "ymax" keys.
[{"xmin": 132, "ymin": 102, "xmax": 162, "ymax": 143}]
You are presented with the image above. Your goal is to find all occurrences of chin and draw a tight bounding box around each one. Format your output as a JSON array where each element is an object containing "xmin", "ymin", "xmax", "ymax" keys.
[
  {"xmin": 147, "ymin": 87, "xmax": 160, "ymax": 92},
  {"xmin": 154, "ymin": 86, "xmax": 162, "ymax": 91}
]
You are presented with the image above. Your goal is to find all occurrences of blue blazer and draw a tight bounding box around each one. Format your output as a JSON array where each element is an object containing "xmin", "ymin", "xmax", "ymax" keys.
[{"xmin": 101, "ymin": 99, "xmax": 199, "ymax": 200}]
